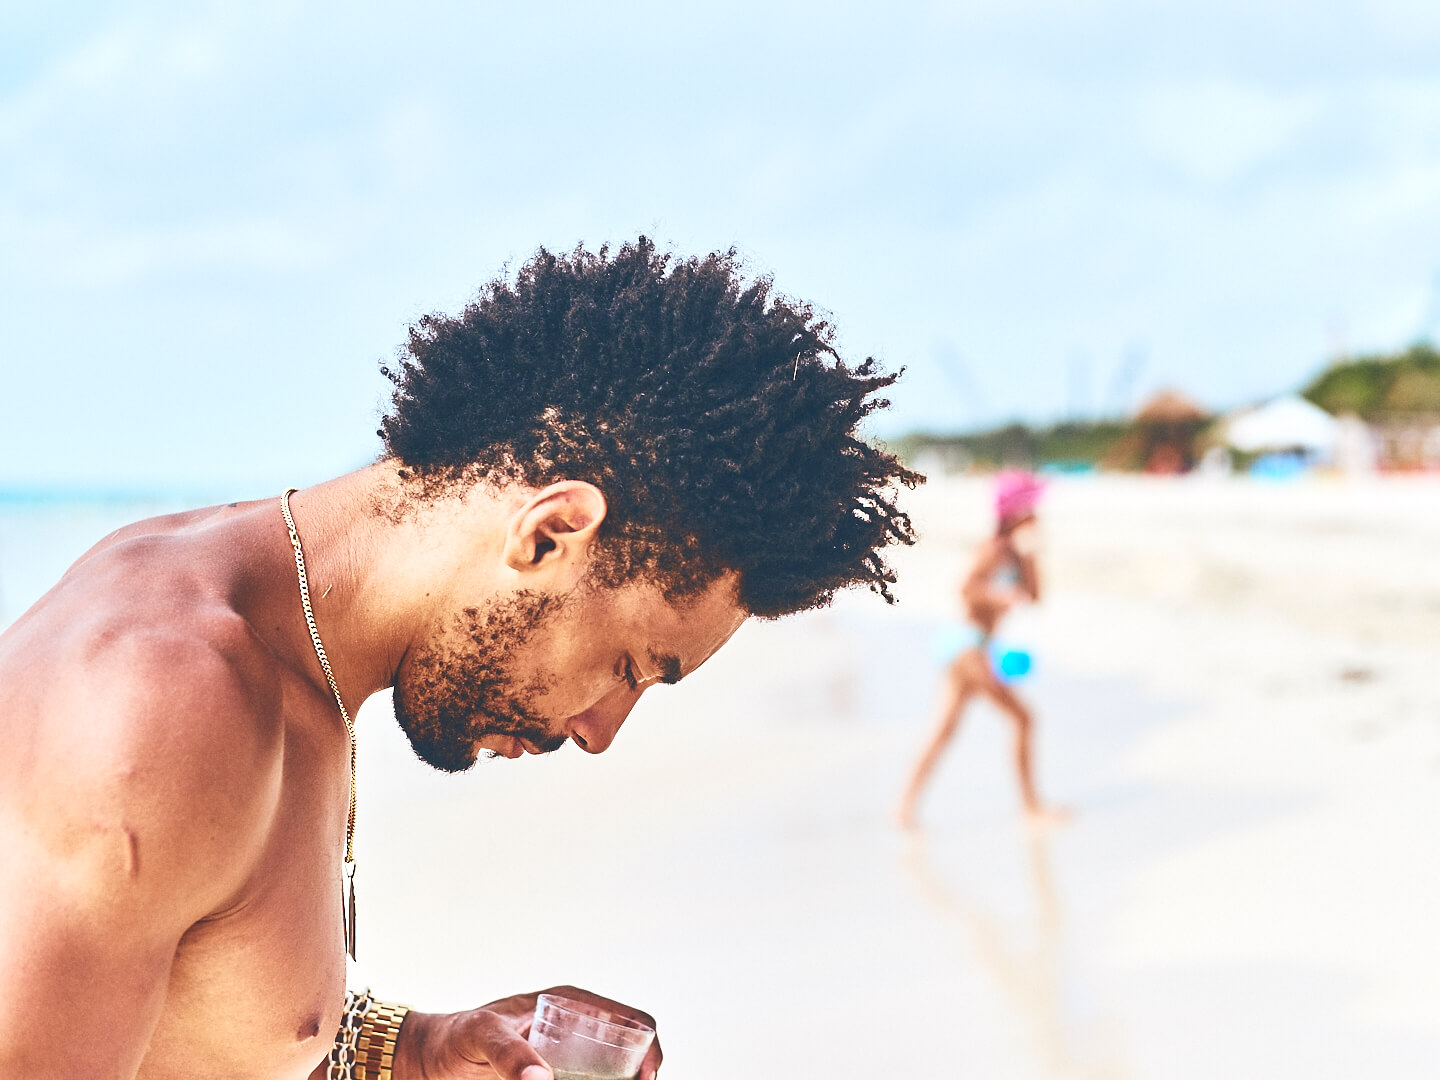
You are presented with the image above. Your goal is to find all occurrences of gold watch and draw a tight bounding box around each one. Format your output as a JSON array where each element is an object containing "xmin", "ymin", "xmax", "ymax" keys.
[{"xmin": 356, "ymin": 998, "xmax": 410, "ymax": 1080}]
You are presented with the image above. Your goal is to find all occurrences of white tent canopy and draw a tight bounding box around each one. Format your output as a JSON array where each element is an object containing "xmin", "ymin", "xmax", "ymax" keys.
[{"xmin": 1224, "ymin": 395, "xmax": 1337, "ymax": 454}]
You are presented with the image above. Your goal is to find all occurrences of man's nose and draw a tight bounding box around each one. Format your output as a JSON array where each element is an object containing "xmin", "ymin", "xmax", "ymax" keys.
[{"xmin": 568, "ymin": 684, "xmax": 642, "ymax": 754}]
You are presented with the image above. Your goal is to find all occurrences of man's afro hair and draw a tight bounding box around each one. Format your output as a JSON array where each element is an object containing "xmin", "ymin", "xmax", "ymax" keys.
[{"xmin": 379, "ymin": 237, "xmax": 922, "ymax": 617}]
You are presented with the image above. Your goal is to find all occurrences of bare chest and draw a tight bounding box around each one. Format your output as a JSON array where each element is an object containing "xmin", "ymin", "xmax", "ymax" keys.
[{"xmin": 138, "ymin": 733, "xmax": 351, "ymax": 1080}]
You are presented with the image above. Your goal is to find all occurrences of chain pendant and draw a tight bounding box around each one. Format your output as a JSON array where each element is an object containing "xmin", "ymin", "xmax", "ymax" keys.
[
  {"xmin": 282, "ymin": 489, "xmax": 361, "ymax": 967},
  {"xmin": 343, "ymin": 862, "xmax": 358, "ymax": 961}
]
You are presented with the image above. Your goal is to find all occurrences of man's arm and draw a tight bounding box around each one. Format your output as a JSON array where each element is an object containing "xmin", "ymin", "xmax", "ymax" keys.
[{"xmin": 0, "ymin": 629, "xmax": 282, "ymax": 1078}]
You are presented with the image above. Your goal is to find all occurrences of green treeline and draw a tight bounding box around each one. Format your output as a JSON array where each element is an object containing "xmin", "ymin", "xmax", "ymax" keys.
[
  {"xmin": 896, "ymin": 421, "xmax": 1133, "ymax": 471},
  {"xmin": 1301, "ymin": 342, "xmax": 1440, "ymax": 418},
  {"xmin": 901, "ymin": 341, "xmax": 1439, "ymax": 471}
]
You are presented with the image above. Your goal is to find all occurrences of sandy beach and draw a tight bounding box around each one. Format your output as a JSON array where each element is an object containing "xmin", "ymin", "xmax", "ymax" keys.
[
  {"xmin": 333, "ymin": 473, "xmax": 1439, "ymax": 1078},
  {"xmin": 3, "ymin": 475, "xmax": 1437, "ymax": 1077}
]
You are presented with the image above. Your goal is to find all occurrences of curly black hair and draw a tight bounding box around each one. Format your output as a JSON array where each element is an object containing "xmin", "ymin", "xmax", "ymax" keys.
[{"xmin": 378, "ymin": 238, "xmax": 922, "ymax": 617}]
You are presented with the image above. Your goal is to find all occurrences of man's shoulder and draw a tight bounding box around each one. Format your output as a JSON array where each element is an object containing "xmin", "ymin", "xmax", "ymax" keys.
[
  {"xmin": 65, "ymin": 592, "xmax": 286, "ymax": 799},
  {"xmin": 25, "ymin": 526, "xmax": 279, "ymax": 702},
  {"xmin": 88, "ymin": 603, "xmax": 284, "ymax": 744},
  {"xmin": 30, "ymin": 537, "xmax": 279, "ymax": 717},
  {"xmin": 2, "ymin": 577, "xmax": 288, "ymax": 908}
]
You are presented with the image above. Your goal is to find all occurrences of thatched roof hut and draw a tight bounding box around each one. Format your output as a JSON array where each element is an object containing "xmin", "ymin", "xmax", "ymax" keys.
[{"xmin": 1101, "ymin": 390, "xmax": 1210, "ymax": 473}]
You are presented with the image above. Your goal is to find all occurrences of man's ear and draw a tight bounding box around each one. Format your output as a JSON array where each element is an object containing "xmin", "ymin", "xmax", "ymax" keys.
[{"xmin": 502, "ymin": 481, "xmax": 608, "ymax": 574}]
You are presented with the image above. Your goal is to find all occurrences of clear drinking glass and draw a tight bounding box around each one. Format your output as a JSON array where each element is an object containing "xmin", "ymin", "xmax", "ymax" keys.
[{"xmin": 527, "ymin": 993, "xmax": 656, "ymax": 1080}]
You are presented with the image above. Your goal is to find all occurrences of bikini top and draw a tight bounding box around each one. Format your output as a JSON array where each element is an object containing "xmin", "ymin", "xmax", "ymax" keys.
[{"xmin": 990, "ymin": 560, "xmax": 1021, "ymax": 590}]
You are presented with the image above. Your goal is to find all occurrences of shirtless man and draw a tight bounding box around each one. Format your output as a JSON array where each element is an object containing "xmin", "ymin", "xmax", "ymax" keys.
[
  {"xmin": 0, "ymin": 239, "xmax": 920, "ymax": 1079},
  {"xmin": 895, "ymin": 470, "xmax": 1065, "ymax": 828}
]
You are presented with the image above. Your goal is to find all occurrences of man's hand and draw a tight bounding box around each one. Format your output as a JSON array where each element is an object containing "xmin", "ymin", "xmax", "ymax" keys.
[{"xmin": 394, "ymin": 986, "xmax": 662, "ymax": 1080}]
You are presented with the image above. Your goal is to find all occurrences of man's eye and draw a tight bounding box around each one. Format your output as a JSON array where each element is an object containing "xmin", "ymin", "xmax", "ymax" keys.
[{"xmin": 623, "ymin": 658, "xmax": 638, "ymax": 690}]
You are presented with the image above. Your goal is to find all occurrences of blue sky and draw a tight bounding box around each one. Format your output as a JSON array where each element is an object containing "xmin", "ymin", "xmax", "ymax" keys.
[{"xmin": 4, "ymin": 0, "xmax": 1440, "ymax": 492}]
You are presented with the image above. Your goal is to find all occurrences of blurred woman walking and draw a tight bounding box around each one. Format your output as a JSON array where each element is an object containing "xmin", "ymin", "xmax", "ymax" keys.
[{"xmin": 896, "ymin": 471, "xmax": 1068, "ymax": 828}]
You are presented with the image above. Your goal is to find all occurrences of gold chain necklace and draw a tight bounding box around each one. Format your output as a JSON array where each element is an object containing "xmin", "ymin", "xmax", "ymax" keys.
[{"xmin": 280, "ymin": 488, "xmax": 359, "ymax": 961}]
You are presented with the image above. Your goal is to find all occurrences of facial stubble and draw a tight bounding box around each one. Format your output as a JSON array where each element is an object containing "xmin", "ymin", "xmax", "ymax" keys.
[{"xmin": 392, "ymin": 590, "xmax": 569, "ymax": 772}]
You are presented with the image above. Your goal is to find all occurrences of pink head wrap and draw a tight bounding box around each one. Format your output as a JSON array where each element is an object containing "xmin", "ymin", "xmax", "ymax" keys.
[{"xmin": 995, "ymin": 469, "xmax": 1045, "ymax": 523}]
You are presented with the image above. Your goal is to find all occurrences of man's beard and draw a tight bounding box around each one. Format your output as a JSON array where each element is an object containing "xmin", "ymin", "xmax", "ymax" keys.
[{"xmin": 393, "ymin": 590, "xmax": 570, "ymax": 773}]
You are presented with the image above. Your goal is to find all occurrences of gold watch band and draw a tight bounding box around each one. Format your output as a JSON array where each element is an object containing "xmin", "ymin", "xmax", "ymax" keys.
[{"xmin": 356, "ymin": 998, "xmax": 410, "ymax": 1080}]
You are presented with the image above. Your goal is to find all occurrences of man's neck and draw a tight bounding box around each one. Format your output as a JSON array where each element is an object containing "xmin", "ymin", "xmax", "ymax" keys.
[{"xmin": 256, "ymin": 463, "xmax": 512, "ymax": 716}]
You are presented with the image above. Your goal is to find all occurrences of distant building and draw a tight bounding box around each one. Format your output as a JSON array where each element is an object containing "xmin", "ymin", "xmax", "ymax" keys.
[
  {"xmin": 1221, "ymin": 393, "xmax": 1440, "ymax": 473},
  {"xmin": 1221, "ymin": 395, "xmax": 1337, "ymax": 463}
]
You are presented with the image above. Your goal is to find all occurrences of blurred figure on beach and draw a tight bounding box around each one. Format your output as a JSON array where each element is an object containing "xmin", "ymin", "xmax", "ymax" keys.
[{"xmin": 895, "ymin": 470, "xmax": 1067, "ymax": 828}]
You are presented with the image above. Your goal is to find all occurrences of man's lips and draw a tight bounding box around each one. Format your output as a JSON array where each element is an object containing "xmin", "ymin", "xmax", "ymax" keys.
[
  {"xmin": 480, "ymin": 733, "xmax": 566, "ymax": 759},
  {"xmin": 500, "ymin": 737, "xmax": 547, "ymax": 758}
]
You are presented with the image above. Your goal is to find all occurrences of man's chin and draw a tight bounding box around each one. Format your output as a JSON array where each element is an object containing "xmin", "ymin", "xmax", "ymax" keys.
[
  {"xmin": 403, "ymin": 733, "xmax": 484, "ymax": 774},
  {"xmin": 393, "ymin": 705, "xmax": 567, "ymax": 770}
]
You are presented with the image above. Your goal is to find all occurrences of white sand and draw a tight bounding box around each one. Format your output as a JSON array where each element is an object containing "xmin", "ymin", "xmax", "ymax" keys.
[{"xmin": 340, "ymin": 473, "xmax": 1440, "ymax": 1079}]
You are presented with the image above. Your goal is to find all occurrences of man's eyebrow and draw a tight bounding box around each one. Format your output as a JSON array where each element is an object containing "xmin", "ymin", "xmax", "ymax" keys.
[{"xmin": 650, "ymin": 651, "xmax": 684, "ymax": 685}]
